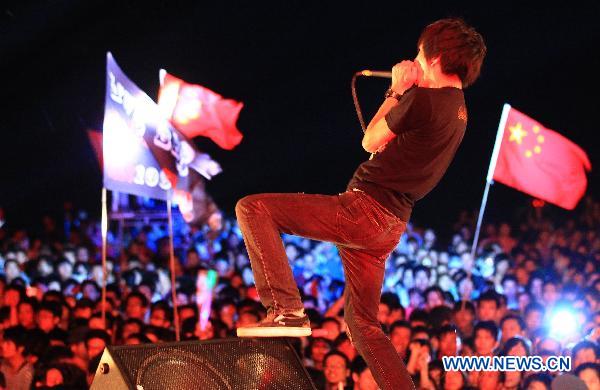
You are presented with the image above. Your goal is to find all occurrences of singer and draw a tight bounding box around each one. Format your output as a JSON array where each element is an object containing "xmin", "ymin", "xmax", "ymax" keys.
[{"xmin": 235, "ymin": 18, "xmax": 486, "ymax": 390}]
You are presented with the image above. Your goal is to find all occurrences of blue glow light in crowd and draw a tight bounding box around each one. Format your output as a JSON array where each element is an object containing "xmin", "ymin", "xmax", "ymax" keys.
[{"xmin": 549, "ymin": 308, "xmax": 579, "ymax": 339}]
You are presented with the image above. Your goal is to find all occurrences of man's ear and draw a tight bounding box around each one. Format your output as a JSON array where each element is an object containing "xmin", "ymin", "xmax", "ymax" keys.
[{"xmin": 429, "ymin": 55, "xmax": 443, "ymax": 68}]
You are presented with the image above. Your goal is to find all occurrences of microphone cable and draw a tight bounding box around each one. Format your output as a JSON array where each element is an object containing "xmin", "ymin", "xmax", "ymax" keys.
[{"xmin": 351, "ymin": 71, "xmax": 367, "ymax": 133}]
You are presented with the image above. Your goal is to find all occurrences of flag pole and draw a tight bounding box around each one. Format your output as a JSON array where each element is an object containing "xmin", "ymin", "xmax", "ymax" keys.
[
  {"xmin": 167, "ymin": 198, "xmax": 181, "ymax": 341},
  {"xmin": 469, "ymin": 104, "xmax": 511, "ymax": 262},
  {"xmin": 101, "ymin": 187, "xmax": 108, "ymax": 329},
  {"xmin": 161, "ymin": 70, "xmax": 180, "ymax": 340}
]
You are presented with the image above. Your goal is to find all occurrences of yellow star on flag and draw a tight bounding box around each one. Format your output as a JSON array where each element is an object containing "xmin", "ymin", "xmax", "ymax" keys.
[{"xmin": 508, "ymin": 122, "xmax": 528, "ymax": 144}]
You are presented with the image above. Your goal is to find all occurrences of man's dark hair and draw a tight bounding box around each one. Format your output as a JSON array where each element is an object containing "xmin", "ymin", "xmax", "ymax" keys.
[
  {"xmin": 380, "ymin": 292, "xmax": 402, "ymax": 310},
  {"xmin": 501, "ymin": 274, "xmax": 518, "ymax": 286},
  {"xmin": 106, "ymin": 282, "xmax": 121, "ymax": 296},
  {"xmin": 81, "ymin": 280, "xmax": 101, "ymax": 294},
  {"xmin": 424, "ymin": 286, "xmax": 445, "ymax": 302},
  {"xmin": 436, "ymin": 324, "xmax": 458, "ymax": 339},
  {"xmin": 411, "ymin": 325, "xmax": 432, "ymax": 340},
  {"xmin": 75, "ymin": 297, "xmax": 96, "ymax": 310},
  {"xmin": 151, "ymin": 300, "xmax": 173, "ymax": 322},
  {"xmin": 144, "ymin": 326, "xmax": 175, "ymax": 343},
  {"xmin": 56, "ymin": 257, "xmax": 72, "ymax": 267},
  {"xmin": 3, "ymin": 326, "xmax": 28, "ymax": 353},
  {"xmin": 24, "ymin": 328, "xmax": 50, "ymax": 360},
  {"xmin": 177, "ymin": 304, "xmax": 199, "ymax": 321},
  {"xmin": 474, "ymin": 320, "xmax": 499, "ymax": 341},
  {"xmin": 429, "ymin": 306, "xmax": 453, "ymax": 329},
  {"xmin": 413, "ymin": 265, "xmax": 430, "ymax": 279},
  {"xmin": 332, "ymin": 333, "xmax": 351, "ymax": 349},
  {"xmin": 453, "ymin": 300, "xmax": 475, "ymax": 314},
  {"xmin": 39, "ymin": 300, "xmax": 62, "ymax": 318},
  {"xmin": 125, "ymin": 332, "xmax": 153, "ymax": 344},
  {"xmin": 572, "ymin": 340, "xmax": 600, "ymax": 360},
  {"xmin": 500, "ymin": 313, "xmax": 526, "ymax": 331},
  {"xmin": 125, "ymin": 290, "xmax": 149, "ymax": 308},
  {"xmin": 443, "ymin": 291, "xmax": 456, "ymax": 306},
  {"xmin": 0, "ymin": 307, "xmax": 10, "ymax": 322},
  {"xmin": 89, "ymin": 312, "xmax": 116, "ymax": 330},
  {"xmin": 440, "ymin": 370, "xmax": 467, "ymax": 389},
  {"xmin": 574, "ymin": 362, "xmax": 600, "ymax": 379},
  {"xmin": 477, "ymin": 290, "xmax": 500, "ymax": 308},
  {"xmin": 524, "ymin": 302, "xmax": 545, "ymax": 317},
  {"xmin": 521, "ymin": 372, "xmax": 552, "ymax": 389},
  {"xmin": 214, "ymin": 298, "xmax": 236, "ymax": 312},
  {"xmin": 18, "ymin": 296, "xmax": 39, "ymax": 312},
  {"xmin": 323, "ymin": 350, "xmax": 350, "ymax": 370},
  {"xmin": 418, "ymin": 18, "xmax": 486, "ymax": 87},
  {"xmin": 304, "ymin": 337, "xmax": 332, "ymax": 360},
  {"xmin": 43, "ymin": 362, "xmax": 88, "ymax": 388},
  {"xmin": 351, "ymin": 356, "xmax": 369, "ymax": 375},
  {"xmin": 237, "ymin": 298, "xmax": 263, "ymax": 315},
  {"xmin": 389, "ymin": 320, "xmax": 411, "ymax": 334},
  {"xmin": 239, "ymin": 310, "xmax": 260, "ymax": 324},
  {"xmin": 60, "ymin": 278, "xmax": 79, "ymax": 293},
  {"xmin": 85, "ymin": 329, "xmax": 111, "ymax": 346},
  {"xmin": 42, "ymin": 290, "xmax": 67, "ymax": 305},
  {"xmin": 408, "ymin": 308, "xmax": 429, "ymax": 326},
  {"xmin": 500, "ymin": 336, "xmax": 531, "ymax": 357},
  {"xmin": 123, "ymin": 317, "xmax": 144, "ymax": 329},
  {"xmin": 181, "ymin": 317, "xmax": 199, "ymax": 338}
]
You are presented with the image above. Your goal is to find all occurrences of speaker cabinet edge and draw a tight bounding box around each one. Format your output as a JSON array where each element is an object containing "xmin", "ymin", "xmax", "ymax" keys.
[{"xmin": 90, "ymin": 347, "xmax": 133, "ymax": 390}]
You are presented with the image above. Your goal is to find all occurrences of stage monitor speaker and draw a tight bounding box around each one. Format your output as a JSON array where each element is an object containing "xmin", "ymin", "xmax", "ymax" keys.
[{"xmin": 91, "ymin": 337, "xmax": 316, "ymax": 390}]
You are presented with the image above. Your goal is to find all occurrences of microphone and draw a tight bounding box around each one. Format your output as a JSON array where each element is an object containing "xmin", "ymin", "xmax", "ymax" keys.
[{"xmin": 357, "ymin": 70, "xmax": 392, "ymax": 78}]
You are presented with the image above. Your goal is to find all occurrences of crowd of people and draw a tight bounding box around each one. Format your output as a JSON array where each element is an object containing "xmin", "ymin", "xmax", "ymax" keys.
[{"xmin": 0, "ymin": 195, "xmax": 598, "ymax": 389}]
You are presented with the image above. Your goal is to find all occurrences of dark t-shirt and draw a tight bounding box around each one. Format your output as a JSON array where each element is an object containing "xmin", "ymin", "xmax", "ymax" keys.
[{"xmin": 347, "ymin": 86, "xmax": 468, "ymax": 221}]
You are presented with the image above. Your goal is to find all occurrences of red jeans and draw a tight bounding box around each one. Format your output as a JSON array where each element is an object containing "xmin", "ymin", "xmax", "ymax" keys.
[{"xmin": 235, "ymin": 190, "xmax": 415, "ymax": 390}]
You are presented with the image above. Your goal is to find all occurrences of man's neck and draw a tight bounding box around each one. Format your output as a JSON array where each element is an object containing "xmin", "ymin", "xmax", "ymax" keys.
[{"xmin": 419, "ymin": 72, "xmax": 462, "ymax": 89}]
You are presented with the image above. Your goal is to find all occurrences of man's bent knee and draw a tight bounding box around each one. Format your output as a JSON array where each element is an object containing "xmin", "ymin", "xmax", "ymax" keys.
[
  {"xmin": 235, "ymin": 194, "xmax": 264, "ymax": 218},
  {"xmin": 345, "ymin": 316, "xmax": 382, "ymax": 342}
]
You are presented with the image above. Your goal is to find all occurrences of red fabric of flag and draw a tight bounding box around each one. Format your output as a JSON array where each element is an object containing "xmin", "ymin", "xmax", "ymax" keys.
[
  {"xmin": 86, "ymin": 129, "xmax": 103, "ymax": 169},
  {"xmin": 158, "ymin": 72, "xmax": 243, "ymax": 150},
  {"xmin": 493, "ymin": 107, "xmax": 591, "ymax": 210}
]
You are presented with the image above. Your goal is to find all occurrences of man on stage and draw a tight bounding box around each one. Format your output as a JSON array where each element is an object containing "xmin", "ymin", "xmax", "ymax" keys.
[{"xmin": 235, "ymin": 18, "xmax": 486, "ymax": 390}]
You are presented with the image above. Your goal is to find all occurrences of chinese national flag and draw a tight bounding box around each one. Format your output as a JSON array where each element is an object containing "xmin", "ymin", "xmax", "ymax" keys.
[
  {"xmin": 158, "ymin": 71, "xmax": 243, "ymax": 150},
  {"xmin": 493, "ymin": 106, "xmax": 591, "ymax": 210}
]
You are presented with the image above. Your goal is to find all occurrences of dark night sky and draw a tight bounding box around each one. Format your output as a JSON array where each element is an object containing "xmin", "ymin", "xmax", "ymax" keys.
[{"xmin": 1, "ymin": 1, "xmax": 598, "ymax": 232}]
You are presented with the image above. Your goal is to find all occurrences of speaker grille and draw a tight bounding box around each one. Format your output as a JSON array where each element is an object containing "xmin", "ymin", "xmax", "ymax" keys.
[{"xmin": 109, "ymin": 338, "xmax": 315, "ymax": 390}]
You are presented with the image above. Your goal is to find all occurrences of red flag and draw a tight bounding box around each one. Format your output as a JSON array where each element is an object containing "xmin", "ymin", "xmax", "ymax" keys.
[
  {"xmin": 87, "ymin": 129, "xmax": 103, "ymax": 169},
  {"xmin": 158, "ymin": 72, "xmax": 243, "ymax": 150},
  {"xmin": 493, "ymin": 106, "xmax": 591, "ymax": 210}
]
